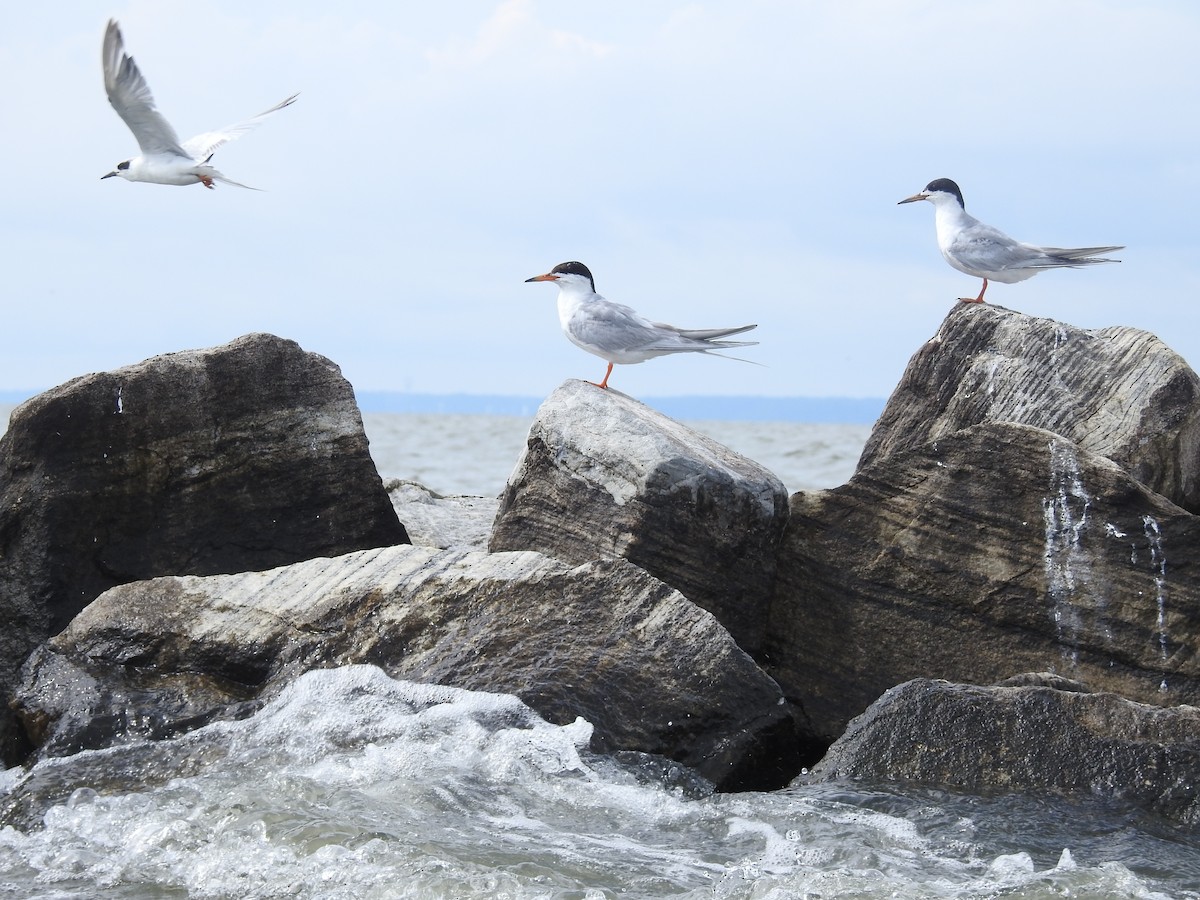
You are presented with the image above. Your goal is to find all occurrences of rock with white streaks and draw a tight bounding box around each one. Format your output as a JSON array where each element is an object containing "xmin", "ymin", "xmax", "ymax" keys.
[
  {"xmin": 807, "ymin": 676, "xmax": 1200, "ymax": 825},
  {"xmin": 13, "ymin": 545, "xmax": 799, "ymax": 790},
  {"xmin": 858, "ymin": 303, "xmax": 1200, "ymax": 512},
  {"xmin": 767, "ymin": 422, "xmax": 1200, "ymax": 746},
  {"xmin": 489, "ymin": 380, "xmax": 789, "ymax": 655},
  {"xmin": 0, "ymin": 333, "xmax": 407, "ymax": 763}
]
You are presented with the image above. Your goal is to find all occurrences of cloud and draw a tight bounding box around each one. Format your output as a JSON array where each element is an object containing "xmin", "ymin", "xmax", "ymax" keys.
[
  {"xmin": 423, "ymin": 0, "xmax": 613, "ymax": 77},
  {"xmin": 0, "ymin": 1, "xmax": 1195, "ymax": 401}
]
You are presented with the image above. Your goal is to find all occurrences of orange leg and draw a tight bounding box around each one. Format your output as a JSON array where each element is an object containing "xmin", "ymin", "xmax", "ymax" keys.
[
  {"xmin": 959, "ymin": 278, "xmax": 988, "ymax": 303},
  {"xmin": 588, "ymin": 362, "xmax": 614, "ymax": 390},
  {"xmin": 199, "ymin": 174, "xmax": 215, "ymax": 189}
]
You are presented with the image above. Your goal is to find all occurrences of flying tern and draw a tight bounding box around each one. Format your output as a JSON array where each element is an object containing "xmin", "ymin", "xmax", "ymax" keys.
[
  {"xmin": 101, "ymin": 19, "xmax": 297, "ymax": 189},
  {"xmin": 899, "ymin": 178, "xmax": 1123, "ymax": 303},
  {"xmin": 525, "ymin": 261, "xmax": 758, "ymax": 389}
]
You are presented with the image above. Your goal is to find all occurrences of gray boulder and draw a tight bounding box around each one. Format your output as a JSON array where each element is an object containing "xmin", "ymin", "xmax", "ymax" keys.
[
  {"xmin": 0, "ymin": 333, "xmax": 407, "ymax": 762},
  {"xmin": 859, "ymin": 303, "xmax": 1200, "ymax": 512},
  {"xmin": 13, "ymin": 544, "xmax": 798, "ymax": 790},
  {"xmin": 769, "ymin": 421, "xmax": 1200, "ymax": 745},
  {"xmin": 387, "ymin": 479, "xmax": 496, "ymax": 550},
  {"xmin": 807, "ymin": 676, "xmax": 1200, "ymax": 825},
  {"xmin": 489, "ymin": 380, "xmax": 788, "ymax": 655}
]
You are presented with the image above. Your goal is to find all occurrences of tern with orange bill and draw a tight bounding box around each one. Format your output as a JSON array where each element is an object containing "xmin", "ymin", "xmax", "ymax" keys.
[{"xmin": 525, "ymin": 261, "xmax": 757, "ymax": 390}]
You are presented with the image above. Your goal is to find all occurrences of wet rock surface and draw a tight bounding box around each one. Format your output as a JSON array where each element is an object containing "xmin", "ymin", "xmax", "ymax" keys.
[
  {"xmin": 490, "ymin": 379, "xmax": 788, "ymax": 655},
  {"xmin": 807, "ymin": 676, "xmax": 1200, "ymax": 825},
  {"xmin": 0, "ymin": 333, "xmax": 406, "ymax": 762},
  {"xmin": 13, "ymin": 545, "xmax": 798, "ymax": 791},
  {"xmin": 768, "ymin": 421, "xmax": 1200, "ymax": 746}
]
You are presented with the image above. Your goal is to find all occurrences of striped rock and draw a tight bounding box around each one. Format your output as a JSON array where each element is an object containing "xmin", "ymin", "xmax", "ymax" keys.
[
  {"xmin": 768, "ymin": 422, "xmax": 1200, "ymax": 747},
  {"xmin": 859, "ymin": 303, "xmax": 1200, "ymax": 512},
  {"xmin": 14, "ymin": 544, "xmax": 798, "ymax": 791}
]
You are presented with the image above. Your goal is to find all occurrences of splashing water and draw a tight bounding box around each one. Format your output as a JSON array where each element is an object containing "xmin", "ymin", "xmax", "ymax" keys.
[
  {"xmin": 1142, "ymin": 515, "xmax": 1170, "ymax": 689},
  {"xmin": 1042, "ymin": 440, "xmax": 1095, "ymax": 663},
  {"xmin": 1, "ymin": 666, "xmax": 1197, "ymax": 898}
]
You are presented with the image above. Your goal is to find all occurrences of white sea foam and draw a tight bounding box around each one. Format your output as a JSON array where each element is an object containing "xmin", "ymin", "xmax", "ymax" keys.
[
  {"xmin": 0, "ymin": 666, "xmax": 1189, "ymax": 898},
  {"xmin": 0, "ymin": 668, "xmax": 708, "ymax": 898}
]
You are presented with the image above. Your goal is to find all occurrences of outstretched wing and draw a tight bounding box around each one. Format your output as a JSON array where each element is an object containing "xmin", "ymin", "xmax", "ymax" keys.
[
  {"xmin": 102, "ymin": 20, "xmax": 189, "ymax": 158},
  {"xmin": 182, "ymin": 93, "xmax": 300, "ymax": 162}
]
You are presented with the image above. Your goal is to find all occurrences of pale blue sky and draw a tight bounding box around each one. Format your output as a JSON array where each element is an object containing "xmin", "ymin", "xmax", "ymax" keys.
[{"xmin": 2, "ymin": 1, "xmax": 1197, "ymax": 400}]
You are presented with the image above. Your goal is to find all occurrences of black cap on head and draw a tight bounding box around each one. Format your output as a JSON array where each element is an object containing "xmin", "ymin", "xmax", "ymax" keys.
[
  {"xmin": 925, "ymin": 178, "xmax": 964, "ymax": 208},
  {"xmin": 551, "ymin": 261, "xmax": 595, "ymax": 291}
]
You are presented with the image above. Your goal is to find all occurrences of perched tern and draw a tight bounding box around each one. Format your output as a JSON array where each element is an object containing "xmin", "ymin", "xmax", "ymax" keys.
[
  {"xmin": 524, "ymin": 261, "xmax": 758, "ymax": 389},
  {"xmin": 899, "ymin": 178, "xmax": 1123, "ymax": 303},
  {"xmin": 101, "ymin": 19, "xmax": 297, "ymax": 189}
]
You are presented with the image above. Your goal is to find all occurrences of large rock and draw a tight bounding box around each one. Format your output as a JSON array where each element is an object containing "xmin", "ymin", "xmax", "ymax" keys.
[
  {"xmin": 13, "ymin": 544, "xmax": 799, "ymax": 790},
  {"xmin": 0, "ymin": 334, "xmax": 407, "ymax": 762},
  {"xmin": 808, "ymin": 676, "xmax": 1200, "ymax": 825},
  {"xmin": 489, "ymin": 380, "xmax": 788, "ymax": 655},
  {"xmin": 768, "ymin": 421, "xmax": 1200, "ymax": 745},
  {"xmin": 859, "ymin": 303, "xmax": 1200, "ymax": 512}
]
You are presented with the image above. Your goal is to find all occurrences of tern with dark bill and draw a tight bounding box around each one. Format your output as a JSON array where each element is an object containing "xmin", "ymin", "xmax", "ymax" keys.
[
  {"xmin": 899, "ymin": 178, "xmax": 1122, "ymax": 304},
  {"xmin": 101, "ymin": 19, "xmax": 298, "ymax": 189},
  {"xmin": 525, "ymin": 261, "xmax": 757, "ymax": 390}
]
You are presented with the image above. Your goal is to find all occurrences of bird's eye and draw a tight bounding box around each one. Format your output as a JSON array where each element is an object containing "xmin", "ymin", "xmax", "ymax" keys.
[{"xmin": 117, "ymin": 161, "xmax": 130, "ymax": 171}]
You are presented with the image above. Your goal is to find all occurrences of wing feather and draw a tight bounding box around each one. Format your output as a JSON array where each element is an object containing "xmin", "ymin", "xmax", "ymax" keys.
[
  {"xmin": 181, "ymin": 94, "xmax": 300, "ymax": 162},
  {"xmin": 102, "ymin": 20, "xmax": 189, "ymax": 158},
  {"xmin": 569, "ymin": 300, "xmax": 758, "ymax": 359}
]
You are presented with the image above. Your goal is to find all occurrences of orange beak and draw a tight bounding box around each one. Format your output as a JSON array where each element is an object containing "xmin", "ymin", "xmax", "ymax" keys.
[
  {"xmin": 525, "ymin": 273, "xmax": 559, "ymax": 283},
  {"xmin": 898, "ymin": 192, "xmax": 930, "ymax": 205}
]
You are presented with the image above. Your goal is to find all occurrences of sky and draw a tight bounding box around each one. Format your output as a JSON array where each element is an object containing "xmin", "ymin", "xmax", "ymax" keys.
[{"xmin": 1, "ymin": 1, "xmax": 1197, "ymax": 402}]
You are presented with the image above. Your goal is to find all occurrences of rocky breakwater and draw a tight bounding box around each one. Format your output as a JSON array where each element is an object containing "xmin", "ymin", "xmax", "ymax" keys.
[
  {"xmin": 768, "ymin": 302, "xmax": 1200, "ymax": 820},
  {"xmin": 0, "ymin": 334, "xmax": 407, "ymax": 764},
  {"xmin": 4, "ymin": 337, "xmax": 799, "ymax": 803},
  {"xmin": 8, "ymin": 310, "xmax": 1200, "ymax": 824},
  {"xmin": 11, "ymin": 545, "xmax": 795, "ymax": 798}
]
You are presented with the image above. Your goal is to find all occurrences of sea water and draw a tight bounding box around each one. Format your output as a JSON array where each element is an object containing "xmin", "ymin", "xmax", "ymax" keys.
[
  {"xmin": 1, "ymin": 406, "xmax": 1198, "ymax": 897},
  {"xmin": 0, "ymin": 406, "xmax": 866, "ymax": 497},
  {"xmin": 359, "ymin": 412, "xmax": 869, "ymax": 496},
  {"xmin": 0, "ymin": 667, "xmax": 1197, "ymax": 898}
]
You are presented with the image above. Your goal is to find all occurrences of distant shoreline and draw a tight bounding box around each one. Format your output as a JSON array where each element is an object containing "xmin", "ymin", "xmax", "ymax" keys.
[
  {"xmin": 350, "ymin": 393, "xmax": 888, "ymax": 424},
  {"xmin": 1, "ymin": 391, "xmax": 886, "ymax": 425},
  {"xmin": 354, "ymin": 392, "xmax": 885, "ymax": 423}
]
